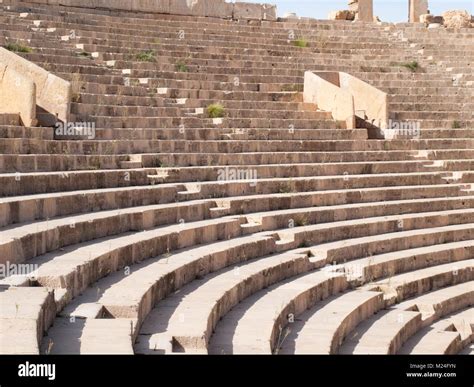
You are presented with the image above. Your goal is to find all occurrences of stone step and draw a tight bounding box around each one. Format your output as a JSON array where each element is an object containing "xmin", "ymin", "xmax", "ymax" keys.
[
  {"xmin": 133, "ymin": 160, "xmax": 474, "ymax": 185},
  {"xmin": 2, "ymin": 0, "xmax": 474, "ymax": 357},
  {"xmin": 69, "ymin": 103, "xmax": 330, "ymax": 121},
  {"xmin": 208, "ymin": 271, "xmax": 348, "ymax": 354},
  {"xmin": 41, "ymin": 317, "xmax": 137, "ymax": 354},
  {"xmin": 83, "ymin": 249, "xmax": 318, "ymax": 354},
  {"xmin": 343, "ymin": 239, "xmax": 474, "ymax": 285},
  {"xmin": 415, "ymin": 120, "xmax": 474, "ymax": 130},
  {"xmin": 279, "ymin": 291, "xmax": 384, "ymax": 354},
  {"xmin": 365, "ymin": 260, "xmax": 474, "ymax": 305},
  {"xmin": 339, "ymin": 309, "xmax": 422, "ymax": 355},
  {"xmin": 5, "ymin": 138, "xmax": 474, "ymax": 156},
  {"xmin": 60, "ymin": 71, "xmax": 461, "ymax": 94},
  {"xmin": 302, "ymin": 219, "xmax": 474, "ymax": 267},
  {"xmin": 279, "ymin": 247, "xmax": 474, "ymax": 354},
  {"xmin": 390, "ymin": 103, "xmax": 474, "ymax": 112},
  {"xmin": 0, "ymin": 114, "xmax": 20, "ymax": 126},
  {"xmin": 0, "ymin": 287, "xmax": 56, "ymax": 354},
  {"xmin": 90, "ymin": 128, "xmax": 368, "ymax": 142},
  {"xmin": 6, "ymin": 208, "xmax": 474, "ymax": 313},
  {"xmin": 77, "ymin": 94, "xmax": 311, "ymax": 111},
  {"xmin": 340, "ymin": 282, "xmax": 474, "ymax": 354},
  {"xmin": 0, "ymin": 125, "xmax": 54, "ymax": 140},
  {"xmin": 0, "ymin": 4, "xmax": 426, "ymax": 34},
  {"xmin": 11, "ymin": 217, "xmax": 247, "ymax": 302},
  {"xmin": 392, "ymin": 111, "xmax": 473, "ymax": 121},
  {"xmin": 3, "ymin": 192, "xmax": 472, "ymax": 268},
  {"xmin": 13, "ymin": 29, "xmax": 429, "ymax": 57},
  {"xmin": 15, "ymin": 44, "xmax": 436, "ymax": 76},
  {"xmin": 61, "ymin": 234, "xmax": 474, "ymax": 355},
  {"xmin": 397, "ymin": 129, "xmax": 474, "ymax": 139},
  {"xmin": 399, "ymin": 308, "xmax": 473, "ymax": 354},
  {"xmin": 73, "ymin": 117, "xmax": 342, "ymax": 130},
  {"xmin": 0, "ymin": 189, "xmax": 469, "ymax": 271},
  {"xmin": 2, "ymin": 24, "xmax": 413, "ymax": 55},
  {"xmin": 0, "ymin": 182, "xmax": 464, "ymax": 227},
  {"xmin": 29, "ymin": 214, "xmax": 474, "ymax": 354},
  {"xmin": 145, "ymin": 149, "xmax": 474, "ymax": 166},
  {"xmin": 0, "ymin": 168, "xmax": 465, "ymax": 197}
]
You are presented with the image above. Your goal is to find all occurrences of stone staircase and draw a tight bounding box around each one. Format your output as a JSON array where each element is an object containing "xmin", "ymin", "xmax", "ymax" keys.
[{"xmin": 0, "ymin": 1, "xmax": 473, "ymax": 355}]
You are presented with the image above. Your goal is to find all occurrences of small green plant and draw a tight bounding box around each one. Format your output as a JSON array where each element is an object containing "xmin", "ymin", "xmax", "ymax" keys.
[
  {"xmin": 207, "ymin": 103, "xmax": 225, "ymax": 118},
  {"xmin": 135, "ymin": 49, "xmax": 155, "ymax": 62},
  {"xmin": 175, "ymin": 60, "xmax": 189, "ymax": 72},
  {"xmin": 293, "ymin": 38, "xmax": 308, "ymax": 48},
  {"xmin": 4, "ymin": 42, "xmax": 32, "ymax": 53},
  {"xmin": 452, "ymin": 121, "xmax": 461, "ymax": 129},
  {"xmin": 399, "ymin": 61, "xmax": 420, "ymax": 73}
]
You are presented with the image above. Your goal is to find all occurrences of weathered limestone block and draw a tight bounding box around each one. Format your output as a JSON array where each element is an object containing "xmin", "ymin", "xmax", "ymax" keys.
[
  {"xmin": 420, "ymin": 14, "xmax": 443, "ymax": 25},
  {"xmin": 261, "ymin": 4, "xmax": 277, "ymax": 21},
  {"xmin": 233, "ymin": 2, "xmax": 277, "ymax": 20},
  {"xmin": 132, "ymin": 0, "xmax": 170, "ymax": 13},
  {"xmin": 303, "ymin": 71, "xmax": 356, "ymax": 129},
  {"xmin": 169, "ymin": 0, "xmax": 200, "ymax": 16},
  {"xmin": 356, "ymin": 0, "xmax": 373, "ymax": 22},
  {"xmin": 409, "ymin": 0, "xmax": 428, "ymax": 23},
  {"xmin": 328, "ymin": 10, "xmax": 355, "ymax": 21},
  {"xmin": 442, "ymin": 10, "xmax": 472, "ymax": 29},
  {"xmin": 0, "ymin": 63, "xmax": 36, "ymax": 126},
  {"xmin": 40, "ymin": 74, "xmax": 72, "ymax": 123},
  {"xmin": 346, "ymin": 0, "xmax": 373, "ymax": 22},
  {"xmin": 234, "ymin": 2, "xmax": 264, "ymax": 20},
  {"xmin": 420, "ymin": 13, "xmax": 433, "ymax": 24},
  {"xmin": 183, "ymin": 0, "xmax": 233, "ymax": 19}
]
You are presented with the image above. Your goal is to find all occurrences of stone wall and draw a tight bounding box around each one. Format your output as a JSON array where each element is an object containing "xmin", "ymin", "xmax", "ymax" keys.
[
  {"xmin": 304, "ymin": 71, "xmax": 388, "ymax": 131},
  {"xmin": 19, "ymin": 0, "xmax": 277, "ymax": 21},
  {"xmin": 0, "ymin": 47, "xmax": 71, "ymax": 125},
  {"xmin": 0, "ymin": 62, "xmax": 36, "ymax": 126}
]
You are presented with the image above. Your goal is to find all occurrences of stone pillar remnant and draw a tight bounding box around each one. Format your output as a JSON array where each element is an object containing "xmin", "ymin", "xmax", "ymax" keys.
[{"xmin": 409, "ymin": 0, "xmax": 429, "ymax": 23}]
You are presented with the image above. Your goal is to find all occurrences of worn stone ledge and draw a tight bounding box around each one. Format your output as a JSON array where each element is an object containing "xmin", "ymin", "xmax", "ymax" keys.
[{"xmin": 19, "ymin": 0, "xmax": 277, "ymax": 21}]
